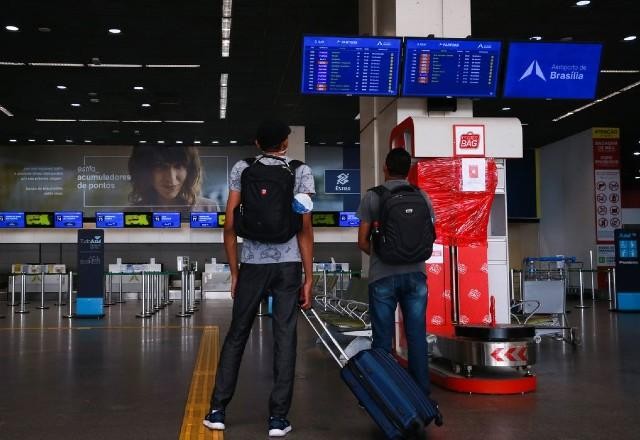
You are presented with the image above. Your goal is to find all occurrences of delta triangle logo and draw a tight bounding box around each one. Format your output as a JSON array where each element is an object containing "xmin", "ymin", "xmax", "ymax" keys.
[{"xmin": 519, "ymin": 60, "xmax": 546, "ymax": 81}]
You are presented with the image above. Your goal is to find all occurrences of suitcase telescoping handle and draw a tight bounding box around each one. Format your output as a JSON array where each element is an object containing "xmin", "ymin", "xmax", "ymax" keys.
[{"xmin": 301, "ymin": 307, "xmax": 350, "ymax": 368}]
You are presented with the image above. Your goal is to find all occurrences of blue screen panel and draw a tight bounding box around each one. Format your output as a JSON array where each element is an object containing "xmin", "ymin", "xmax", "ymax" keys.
[
  {"xmin": 96, "ymin": 212, "xmax": 124, "ymax": 228},
  {"xmin": 301, "ymin": 35, "xmax": 401, "ymax": 96},
  {"xmin": 339, "ymin": 212, "xmax": 360, "ymax": 227},
  {"xmin": 0, "ymin": 212, "xmax": 25, "ymax": 228},
  {"xmin": 402, "ymin": 38, "xmax": 501, "ymax": 97},
  {"xmin": 190, "ymin": 212, "xmax": 218, "ymax": 228},
  {"xmin": 503, "ymin": 42, "xmax": 602, "ymax": 99},
  {"xmin": 152, "ymin": 212, "xmax": 181, "ymax": 228},
  {"xmin": 54, "ymin": 211, "xmax": 83, "ymax": 228}
]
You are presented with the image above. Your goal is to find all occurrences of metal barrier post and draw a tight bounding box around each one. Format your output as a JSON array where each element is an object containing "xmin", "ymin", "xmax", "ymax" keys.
[
  {"xmin": 154, "ymin": 273, "xmax": 161, "ymax": 311},
  {"xmin": 136, "ymin": 271, "xmax": 151, "ymax": 318},
  {"xmin": 575, "ymin": 269, "xmax": 591, "ymax": 309},
  {"xmin": 37, "ymin": 270, "xmax": 49, "ymax": 310},
  {"xmin": 509, "ymin": 269, "xmax": 515, "ymax": 303},
  {"xmin": 176, "ymin": 269, "xmax": 190, "ymax": 317},
  {"xmin": 117, "ymin": 275, "xmax": 125, "ymax": 304},
  {"xmin": 589, "ymin": 250, "xmax": 596, "ymax": 300},
  {"xmin": 55, "ymin": 273, "xmax": 66, "ymax": 306},
  {"xmin": 15, "ymin": 274, "xmax": 29, "ymax": 314},
  {"xmin": 9, "ymin": 274, "xmax": 18, "ymax": 306},
  {"xmin": 104, "ymin": 274, "xmax": 116, "ymax": 306},
  {"xmin": 607, "ymin": 269, "xmax": 613, "ymax": 305},
  {"xmin": 611, "ymin": 268, "xmax": 618, "ymax": 311},
  {"xmin": 63, "ymin": 272, "xmax": 74, "ymax": 318},
  {"xmin": 188, "ymin": 269, "xmax": 198, "ymax": 313}
]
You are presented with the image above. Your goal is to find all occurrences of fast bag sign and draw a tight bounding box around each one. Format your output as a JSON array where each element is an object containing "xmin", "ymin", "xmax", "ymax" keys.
[{"xmin": 454, "ymin": 124, "xmax": 485, "ymax": 157}]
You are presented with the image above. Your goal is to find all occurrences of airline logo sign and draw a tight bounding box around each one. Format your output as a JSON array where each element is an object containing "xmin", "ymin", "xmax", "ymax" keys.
[
  {"xmin": 454, "ymin": 124, "xmax": 485, "ymax": 157},
  {"xmin": 519, "ymin": 60, "xmax": 546, "ymax": 81}
]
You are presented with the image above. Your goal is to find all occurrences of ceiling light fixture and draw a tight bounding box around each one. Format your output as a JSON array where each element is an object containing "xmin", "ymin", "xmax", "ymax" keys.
[
  {"xmin": 29, "ymin": 62, "xmax": 84, "ymax": 67},
  {"xmin": 71, "ymin": 103, "xmax": 81, "ymax": 107},
  {"xmin": 0, "ymin": 61, "xmax": 25, "ymax": 65},
  {"xmin": 108, "ymin": 28, "xmax": 122, "ymax": 34},
  {"xmin": 220, "ymin": 73, "xmax": 229, "ymax": 87},
  {"xmin": 501, "ymin": 107, "xmax": 511, "ymax": 111},
  {"xmin": 9, "ymin": 139, "xmax": 17, "ymax": 142},
  {"xmin": 222, "ymin": 18, "xmax": 232, "ymax": 39},
  {"xmin": 0, "ymin": 105, "xmax": 14, "ymax": 117},
  {"xmin": 164, "ymin": 120, "xmax": 205, "ymax": 124},
  {"xmin": 623, "ymin": 35, "xmax": 637, "ymax": 42},
  {"xmin": 133, "ymin": 86, "xmax": 144, "ymax": 90},
  {"xmin": 219, "ymin": 109, "xmax": 227, "ymax": 119},
  {"xmin": 65, "ymin": 139, "xmax": 73, "ymax": 143},
  {"xmin": 139, "ymin": 140, "xmax": 147, "ymax": 144},
  {"xmin": 222, "ymin": 0, "xmax": 233, "ymax": 17},
  {"xmin": 211, "ymin": 141, "xmax": 220, "ymax": 144},
  {"xmin": 84, "ymin": 140, "xmax": 92, "ymax": 143},
  {"xmin": 146, "ymin": 64, "xmax": 200, "ymax": 68},
  {"xmin": 47, "ymin": 139, "xmax": 55, "ymax": 142},
  {"xmin": 636, "ymin": 176, "xmax": 640, "ymax": 180},
  {"xmin": 529, "ymin": 36, "xmax": 543, "ymax": 41},
  {"xmin": 575, "ymin": 1, "xmax": 590, "ymax": 6},
  {"xmin": 122, "ymin": 120, "xmax": 162, "ymax": 123},
  {"xmin": 634, "ymin": 152, "xmax": 640, "ymax": 156},
  {"xmin": 141, "ymin": 103, "xmax": 151, "ymax": 107},
  {"xmin": 553, "ymin": 79, "xmax": 640, "ymax": 121},
  {"xmin": 230, "ymin": 140, "xmax": 238, "ymax": 144},
  {"xmin": 88, "ymin": 63, "xmax": 143, "ymax": 68},
  {"xmin": 36, "ymin": 118, "xmax": 76, "ymax": 122},
  {"xmin": 157, "ymin": 140, "xmax": 165, "ymax": 144},
  {"xmin": 336, "ymin": 141, "xmax": 344, "ymax": 145},
  {"xmin": 56, "ymin": 85, "xmax": 67, "ymax": 90},
  {"xmin": 194, "ymin": 140, "xmax": 201, "ymax": 144},
  {"xmin": 38, "ymin": 27, "xmax": 51, "ymax": 33},
  {"xmin": 222, "ymin": 39, "xmax": 231, "ymax": 57},
  {"xmin": 601, "ymin": 69, "xmax": 640, "ymax": 74},
  {"xmin": 28, "ymin": 139, "xmax": 35, "ymax": 142},
  {"xmin": 79, "ymin": 119, "xmax": 119, "ymax": 123},
  {"xmin": 5, "ymin": 25, "xmax": 19, "ymax": 32}
]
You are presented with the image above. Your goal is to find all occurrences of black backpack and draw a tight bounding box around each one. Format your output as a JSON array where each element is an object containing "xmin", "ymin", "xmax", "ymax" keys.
[
  {"xmin": 370, "ymin": 184, "xmax": 436, "ymax": 264},
  {"xmin": 234, "ymin": 155, "xmax": 304, "ymax": 243}
]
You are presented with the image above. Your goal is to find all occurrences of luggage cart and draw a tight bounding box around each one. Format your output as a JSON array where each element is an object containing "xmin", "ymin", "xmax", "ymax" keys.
[{"xmin": 511, "ymin": 257, "xmax": 579, "ymax": 346}]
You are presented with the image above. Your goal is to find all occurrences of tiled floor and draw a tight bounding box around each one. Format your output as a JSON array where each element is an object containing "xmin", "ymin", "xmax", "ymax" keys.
[{"xmin": 1, "ymin": 295, "xmax": 639, "ymax": 439}]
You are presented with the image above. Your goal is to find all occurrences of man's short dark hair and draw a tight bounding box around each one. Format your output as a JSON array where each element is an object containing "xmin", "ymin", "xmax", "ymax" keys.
[
  {"xmin": 256, "ymin": 119, "xmax": 291, "ymax": 152},
  {"xmin": 385, "ymin": 148, "xmax": 412, "ymax": 177}
]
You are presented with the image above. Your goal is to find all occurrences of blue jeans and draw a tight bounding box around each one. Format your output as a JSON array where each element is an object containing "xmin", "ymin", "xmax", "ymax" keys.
[{"xmin": 369, "ymin": 272, "xmax": 430, "ymax": 396}]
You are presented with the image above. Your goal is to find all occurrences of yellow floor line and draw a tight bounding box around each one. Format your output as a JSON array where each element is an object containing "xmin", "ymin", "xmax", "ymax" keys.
[{"xmin": 179, "ymin": 326, "xmax": 222, "ymax": 440}]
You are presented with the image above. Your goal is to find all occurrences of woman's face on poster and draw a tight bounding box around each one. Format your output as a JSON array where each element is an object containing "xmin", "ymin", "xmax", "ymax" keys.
[{"xmin": 151, "ymin": 162, "xmax": 187, "ymax": 203}]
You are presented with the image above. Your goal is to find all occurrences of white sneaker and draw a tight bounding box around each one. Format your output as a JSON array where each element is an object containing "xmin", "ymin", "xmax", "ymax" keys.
[
  {"xmin": 268, "ymin": 416, "xmax": 292, "ymax": 437},
  {"xmin": 203, "ymin": 410, "xmax": 225, "ymax": 430}
]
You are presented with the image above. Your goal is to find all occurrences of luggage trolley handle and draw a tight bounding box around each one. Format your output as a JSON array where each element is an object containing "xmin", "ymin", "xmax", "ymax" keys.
[{"xmin": 301, "ymin": 307, "xmax": 349, "ymax": 368}]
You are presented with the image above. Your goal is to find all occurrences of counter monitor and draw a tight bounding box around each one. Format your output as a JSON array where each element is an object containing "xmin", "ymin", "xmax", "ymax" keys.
[{"xmin": 95, "ymin": 212, "xmax": 124, "ymax": 228}]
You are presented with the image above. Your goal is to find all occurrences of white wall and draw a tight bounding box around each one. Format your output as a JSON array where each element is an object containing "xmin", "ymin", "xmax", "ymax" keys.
[{"xmin": 539, "ymin": 129, "xmax": 597, "ymax": 266}]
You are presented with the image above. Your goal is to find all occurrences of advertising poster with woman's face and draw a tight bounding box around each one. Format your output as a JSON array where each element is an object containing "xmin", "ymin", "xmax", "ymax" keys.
[{"xmin": 0, "ymin": 144, "xmax": 256, "ymax": 219}]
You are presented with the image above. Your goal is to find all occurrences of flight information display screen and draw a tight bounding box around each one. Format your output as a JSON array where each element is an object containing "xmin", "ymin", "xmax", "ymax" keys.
[
  {"xmin": 339, "ymin": 211, "xmax": 360, "ymax": 227},
  {"xmin": 124, "ymin": 212, "xmax": 152, "ymax": 228},
  {"xmin": 152, "ymin": 212, "xmax": 181, "ymax": 228},
  {"xmin": 301, "ymin": 35, "xmax": 401, "ymax": 96},
  {"xmin": 402, "ymin": 38, "xmax": 501, "ymax": 97},
  {"xmin": 25, "ymin": 212, "xmax": 54, "ymax": 228},
  {"xmin": 0, "ymin": 212, "xmax": 25, "ymax": 228},
  {"xmin": 54, "ymin": 211, "xmax": 83, "ymax": 228},
  {"xmin": 190, "ymin": 212, "xmax": 218, "ymax": 228},
  {"xmin": 95, "ymin": 212, "xmax": 124, "ymax": 228}
]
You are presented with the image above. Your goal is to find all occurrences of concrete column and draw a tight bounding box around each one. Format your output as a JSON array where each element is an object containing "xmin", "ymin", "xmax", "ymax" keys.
[
  {"xmin": 288, "ymin": 125, "xmax": 306, "ymax": 161},
  {"xmin": 358, "ymin": 0, "xmax": 472, "ymax": 276}
]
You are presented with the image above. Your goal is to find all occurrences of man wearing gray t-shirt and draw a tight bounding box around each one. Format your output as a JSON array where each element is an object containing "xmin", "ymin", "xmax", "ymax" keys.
[
  {"xmin": 204, "ymin": 120, "xmax": 315, "ymax": 438},
  {"xmin": 357, "ymin": 148, "xmax": 434, "ymax": 398}
]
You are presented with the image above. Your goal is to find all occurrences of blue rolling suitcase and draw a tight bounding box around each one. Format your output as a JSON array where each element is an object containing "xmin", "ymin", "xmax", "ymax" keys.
[{"xmin": 303, "ymin": 309, "xmax": 443, "ymax": 439}]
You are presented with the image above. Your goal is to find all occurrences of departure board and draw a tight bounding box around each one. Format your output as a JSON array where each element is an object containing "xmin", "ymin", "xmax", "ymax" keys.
[
  {"xmin": 96, "ymin": 212, "xmax": 124, "ymax": 228},
  {"xmin": 54, "ymin": 211, "xmax": 83, "ymax": 228},
  {"xmin": 402, "ymin": 38, "xmax": 501, "ymax": 97},
  {"xmin": 301, "ymin": 36, "xmax": 401, "ymax": 96}
]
